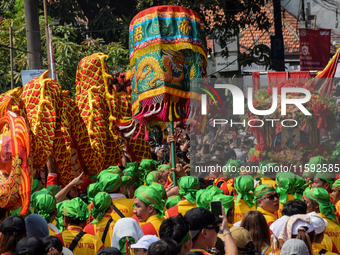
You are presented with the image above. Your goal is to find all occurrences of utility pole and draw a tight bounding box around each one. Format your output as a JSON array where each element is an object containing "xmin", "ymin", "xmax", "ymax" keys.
[
  {"xmin": 272, "ymin": 0, "xmax": 285, "ymax": 71},
  {"xmin": 43, "ymin": 0, "xmax": 50, "ymax": 74},
  {"xmin": 301, "ymin": 0, "xmax": 307, "ymax": 28},
  {"xmin": 23, "ymin": 0, "xmax": 43, "ymax": 70}
]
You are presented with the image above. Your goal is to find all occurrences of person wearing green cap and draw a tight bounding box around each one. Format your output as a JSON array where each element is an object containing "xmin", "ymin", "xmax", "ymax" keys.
[
  {"xmin": 275, "ymin": 172, "xmax": 309, "ymax": 218},
  {"xmin": 123, "ymin": 163, "xmax": 140, "ymax": 198},
  {"xmin": 31, "ymin": 193, "xmax": 59, "ymax": 235},
  {"xmin": 86, "ymin": 182, "xmax": 101, "ymax": 223},
  {"xmin": 165, "ymin": 196, "xmax": 182, "ymax": 209},
  {"xmin": 212, "ymin": 194, "xmax": 235, "ymax": 228},
  {"xmin": 303, "ymin": 187, "xmax": 340, "ymax": 252},
  {"xmin": 332, "ymin": 179, "xmax": 340, "ymax": 222},
  {"xmin": 145, "ymin": 171, "xmax": 162, "ymax": 186},
  {"xmin": 196, "ymin": 185, "xmax": 224, "ymax": 210},
  {"xmin": 313, "ymin": 172, "xmax": 335, "ymax": 195},
  {"xmin": 304, "ymin": 156, "xmax": 326, "ymax": 185},
  {"xmin": 165, "ymin": 176, "xmax": 199, "ymax": 218},
  {"xmin": 233, "ymin": 175, "xmax": 255, "ymax": 223},
  {"xmin": 254, "ymin": 184, "xmax": 279, "ymax": 226},
  {"xmin": 133, "ymin": 185, "xmax": 165, "ymax": 237},
  {"xmin": 96, "ymin": 173, "xmax": 134, "ymax": 221},
  {"xmin": 138, "ymin": 159, "xmax": 159, "ymax": 181},
  {"xmin": 55, "ymin": 197, "xmax": 104, "ymax": 255},
  {"xmin": 55, "ymin": 200, "xmax": 69, "ymax": 232},
  {"xmin": 84, "ymin": 192, "xmax": 115, "ymax": 247}
]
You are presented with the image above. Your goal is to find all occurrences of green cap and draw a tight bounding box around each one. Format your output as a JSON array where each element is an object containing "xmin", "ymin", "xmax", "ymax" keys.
[
  {"xmin": 91, "ymin": 192, "xmax": 112, "ymax": 224},
  {"xmin": 212, "ymin": 194, "xmax": 234, "ymax": 216},
  {"xmin": 253, "ymin": 184, "xmax": 275, "ymax": 208},
  {"xmin": 224, "ymin": 159, "xmax": 241, "ymax": 178},
  {"xmin": 178, "ymin": 176, "xmax": 200, "ymax": 204},
  {"xmin": 87, "ymin": 182, "xmax": 101, "ymax": 204},
  {"xmin": 275, "ymin": 172, "xmax": 297, "ymax": 204},
  {"xmin": 165, "ymin": 196, "xmax": 182, "ymax": 209},
  {"xmin": 315, "ymin": 172, "xmax": 335, "ymax": 186},
  {"xmin": 304, "ymin": 187, "xmax": 339, "ymax": 225},
  {"xmin": 197, "ymin": 185, "xmax": 224, "ymax": 210},
  {"xmin": 31, "ymin": 193, "xmax": 56, "ymax": 223},
  {"xmin": 62, "ymin": 197, "xmax": 89, "ymax": 221},
  {"xmin": 234, "ymin": 175, "xmax": 254, "ymax": 208},
  {"xmin": 135, "ymin": 185, "xmax": 165, "ymax": 218},
  {"xmin": 98, "ymin": 173, "xmax": 130, "ymax": 193},
  {"xmin": 145, "ymin": 171, "xmax": 159, "ymax": 186}
]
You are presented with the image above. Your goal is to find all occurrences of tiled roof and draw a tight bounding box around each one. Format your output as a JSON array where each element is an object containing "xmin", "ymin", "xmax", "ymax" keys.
[{"xmin": 239, "ymin": 3, "xmax": 300, "ymax": 55}]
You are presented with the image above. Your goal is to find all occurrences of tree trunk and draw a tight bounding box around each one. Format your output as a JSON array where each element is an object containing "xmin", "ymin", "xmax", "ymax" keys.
[{"xmin": 24, "ymin": 0, "xmax": 43, "ymax": 69}]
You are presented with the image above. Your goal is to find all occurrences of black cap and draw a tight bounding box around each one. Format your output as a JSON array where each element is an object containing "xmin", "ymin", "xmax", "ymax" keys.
[
  {"xmin": 42, "ymin": 236, "xmax": 63, "ymax": 253},
  {"xmin": 15, "ymin": 236, "xmax": 45, "ymax": 255},
  {"xmin": 96, "ymin": 247, "xmax": 122, "ymax": 255},
  {"xmin": 184, "ymin": 207, "xmax": 217, "ymax": 239},
  {"xmin": 0, "ymin": 215, "xmax": 26, "ymax": 236}
]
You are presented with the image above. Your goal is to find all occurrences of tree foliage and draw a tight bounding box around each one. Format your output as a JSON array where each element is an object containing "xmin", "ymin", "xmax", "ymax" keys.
[
  {"xmin": 0, "ymin": 0, "xmax": 129, "ymax": 96},
  {"xmin": 43, "ymin": 0, "xmax": 271, "ymax": 66}
]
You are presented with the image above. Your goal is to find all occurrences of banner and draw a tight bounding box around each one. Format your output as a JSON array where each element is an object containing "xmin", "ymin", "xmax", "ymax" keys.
[{"xmin": 299, "ymin": 29, "xmax": 330, "ymax": 71}]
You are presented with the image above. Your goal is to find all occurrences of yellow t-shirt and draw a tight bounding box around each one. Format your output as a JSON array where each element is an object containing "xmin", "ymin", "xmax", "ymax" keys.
[
  {"xmin": 257, "ymin": 207, "xmax": 277, "ymax": 226},
  {"xmin": 139, "ymin": 215, "xmax": 164, "ymax": 237},
  {"xmin": 48, "ymin": 223, "xmax": 59, "ymax": 236},
  {"xmin": 84, "ymin": 214, "xmax": 115, "ymax": 247},
  {"xmin": 234, "ymin": 198, "xmax": 255, "ymax": 223},
  {"xmin": 164, "ymin": 199, "xmax": 197, "ymax": 218},
  {"xmin": 319, "ymin": 213, "xmax": 340, "ymax": 254},
  {"xmin": 110, "ymin": 197, "xmax": 135, "ymax": 221},
  {"xmin": 55, "ymin": 225, "xmax": 104, "ymax": 255},
  {"xmin": 313, "ymin": 242, "xmax": 338, "ymax": 255}
]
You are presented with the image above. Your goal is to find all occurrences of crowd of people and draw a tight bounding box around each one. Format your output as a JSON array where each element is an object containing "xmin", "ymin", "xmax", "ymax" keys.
[{"xmin": 2, "ymin": 117, "xmax": 340, "ymax": 255}]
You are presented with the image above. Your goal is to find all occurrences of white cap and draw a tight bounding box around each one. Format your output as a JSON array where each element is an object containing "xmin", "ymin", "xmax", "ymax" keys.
[
  {"xmin": 308, "ymin": 212, "xmax": 328, "ymax": 234},
  {"xmin": 270, "ymin": 215, "xmax": 289, "ymax": 238},
  {"xmin": 130, "ymin": 235, "xmax": 160, "ymax": 250},
  {"xmin": 292, "ymin": 219, "xmax": 315, "ymax": 235}
]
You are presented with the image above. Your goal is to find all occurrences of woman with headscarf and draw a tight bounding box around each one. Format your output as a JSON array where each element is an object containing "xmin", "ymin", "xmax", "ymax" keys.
[
  {"xmin": 165, "ymin": 176, "xmax": 199, "ymax": 218},
  {"xmin": 55, "ymin": 197, "xmax": 104, "ymax": 255},
  {"xmin": 31, "ymin": 193, "xmax": 59, "ymax": 235},
  {"xmin": 233, "ymin": 175, "xmax": 255, "ymax": 223},
  {"xmin": 133, "ymin": 185, "xmax": 165, "ymax": 237},
  {"xmin": 111, "ymin": 218, "xmax": 144, "ymax": 255},
  {"xmin": 303, "ymin": 187, "xmax": 340, "ymax": 253},
  {"xmin": 84, "ymin": 192, "xmax": 115, "ymax": 247}
]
